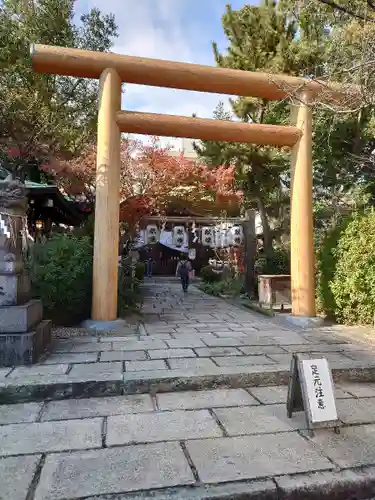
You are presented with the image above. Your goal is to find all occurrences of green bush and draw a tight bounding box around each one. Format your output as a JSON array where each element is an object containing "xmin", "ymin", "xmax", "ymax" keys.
[
  {"xmin": 200, "ymin": 265, "xmax": 222, "ymax": 283},
  {"xmin": 255, "ymin": 247, "xmax": 290, "ymax": 276},
  {"xmin": 117, "ymin": 265, "xmax": 142, "ymax": 316},
  {"xmin": 28, "ymin": 234, "xmax": 93, "ymax": 325},
  {"xmin": 315, "ymin": 215, "xmax": 352, "ymax": 319},
  {"xmin": 199, "ymin": 277, "xmax": 243, "ymax": 297},
  {"xmin": 134, "ymin": 261, "xmax": 145, "ymax": 281},
  {"xmin": 329, "ymin": 212, "xmax": 375, "ymax": 325},
  {"xmin": 199, "ymin": 281, "xmax": 222, "ymax": 296},
  {"xmin": 28, "ymin": 232, "xmax": 145, "ymax": 324},
  {"xmin": 73, "ymin": 214, "xmax": 95, "ymax": 243}
]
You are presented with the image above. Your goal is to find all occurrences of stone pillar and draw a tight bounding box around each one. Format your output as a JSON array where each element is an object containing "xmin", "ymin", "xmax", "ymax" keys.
[
  {"xmin": 0, "ymin": 176, "xmax": 51, "ymax": 366},
  {"xmin": 242, "ymin": 210, "xmax": 257, "ymax": 298},
  {"xmin": 290, "ymin": 100, "xmax": 316, "ymax": 317},
  {"xmin": 92, "ymin": 68, "xmax": 122, "ymax": 321}
]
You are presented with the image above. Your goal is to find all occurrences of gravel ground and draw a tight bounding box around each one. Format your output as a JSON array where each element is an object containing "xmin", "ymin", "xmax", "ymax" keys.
[{"xmin": 52, "ymin": 326, "xmax": 140, "ymax": 339}]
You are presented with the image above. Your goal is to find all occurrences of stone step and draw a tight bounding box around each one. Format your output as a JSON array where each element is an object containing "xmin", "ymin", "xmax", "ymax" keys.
[
  {"xmin": 3, "ymin": 389, "xmax": 375, "ymax": 500},
  {"xmin": 1, "ymin": 359, "xmax": 375, "ymax": 404},
  {"xmin": 0, "ymin": 319, "xmax": 52, "ymax": 367},
  {"xmin": 0, "ymin": 299, "xmax": 42, "ymax": 333},
  {"xmin": 22, "ymin": 473, "xmax": 375, "ymax": 500},
  {"xmin": 106, "ymin": 470, "xmax": 375, "ymax": 500}
]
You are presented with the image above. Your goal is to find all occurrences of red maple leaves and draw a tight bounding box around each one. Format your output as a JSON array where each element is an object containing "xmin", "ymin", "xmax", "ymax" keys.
[{"xmin": 42, "ymin": 137, "xmax": 242, "ymax": 230}]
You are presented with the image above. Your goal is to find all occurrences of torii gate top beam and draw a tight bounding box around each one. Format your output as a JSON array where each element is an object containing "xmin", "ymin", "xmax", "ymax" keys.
[{"xmin": 30, "ymin": 44, "xmax": 343, "ymax": 103}]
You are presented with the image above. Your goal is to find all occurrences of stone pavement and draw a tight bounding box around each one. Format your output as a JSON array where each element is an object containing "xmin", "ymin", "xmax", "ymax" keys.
[{"xmin": 3, "ymin": 279, "xmax": 375, "ymax": 499}]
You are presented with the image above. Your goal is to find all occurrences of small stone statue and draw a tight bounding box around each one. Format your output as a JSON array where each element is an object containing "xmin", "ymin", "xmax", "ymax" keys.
[
  {"xmin": 0, "ymin": 174, "xmax": 28, "ymax": 210},
  {"xmin": 0, "ymin": 173, "xmax": 28, "ymax": 267}
]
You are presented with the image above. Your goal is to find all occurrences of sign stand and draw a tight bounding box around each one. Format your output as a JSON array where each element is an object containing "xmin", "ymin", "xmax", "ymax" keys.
[{"xmin": 287, "ymin": 353, "xmax": 340, "ymax": 437}]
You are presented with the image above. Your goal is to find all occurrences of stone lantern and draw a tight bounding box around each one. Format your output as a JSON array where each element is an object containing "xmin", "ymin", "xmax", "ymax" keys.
[{"xmin": 0, "ymin": 175, "xmax": 51, "ymax": 366}]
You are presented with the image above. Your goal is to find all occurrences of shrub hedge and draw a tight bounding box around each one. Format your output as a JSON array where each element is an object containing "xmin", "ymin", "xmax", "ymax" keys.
[
  {"xmin": 28, "ymin": 233, "xmax": 143, "ymax": 325},
  {"xmin": 200, "ymin": 265, "xmax": 222, "ymax": 283},
  {"xmin": 117, "ymin": 262, "xmax": 142, "ymax": 316},
  {"xmin": 329, "ymin": 212, "xmax": 375, "ymax": 325},
  {"xmin": 28, "ymin": 234, "xmax": 93, "ymax": 325},
  {"xmin": 254, "ymin": 247, "xmax": 290, "ymax": 276},
  {"xmin": 315, "ymin": 215, "xmax": 352, "ymax": 320},
  {"xmin": 316, "ymin": 211, "xmax": 375, "ymax": 325}
]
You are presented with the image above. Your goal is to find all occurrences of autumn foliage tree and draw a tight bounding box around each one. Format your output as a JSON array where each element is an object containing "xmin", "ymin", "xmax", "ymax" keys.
[{"xmin": 43, "ymin": 138, "xmax": 242, "ymax": 232}]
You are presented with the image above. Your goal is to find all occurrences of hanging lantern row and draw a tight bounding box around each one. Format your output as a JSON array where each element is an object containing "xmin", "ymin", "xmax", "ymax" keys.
[{"xmin": 144, "ymin": 223, "xmax": 244, "ymax": 248}]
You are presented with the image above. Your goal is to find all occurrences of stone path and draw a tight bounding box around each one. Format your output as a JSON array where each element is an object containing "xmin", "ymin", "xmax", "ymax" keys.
[{"xmin": 3, "ymin": 279, "xmax": 375, "ymax": 499}]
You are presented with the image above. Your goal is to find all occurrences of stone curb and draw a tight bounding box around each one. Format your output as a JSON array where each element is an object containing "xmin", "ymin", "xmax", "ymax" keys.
[
  {"xmin": 274, "ymin": 467, "xmax": 375, "ymax": 500},
  {"xmin": 241, "ymin": 301, "xmax": 276, "ymax": 318},
  {"xmin": 0, "ymin": 367, "xmax": 289, "ymax": 403},
  {"xmin": 50, "ymin": 467, "xmax": 375, "ymax": 500},
  {"xmin": 2, "ymin": 362, "xmax": 375, "ymax": 404},
  {"xmin": 122, "ymin": 365, "xmax": 291, "ymax": 395},
  {"xmin": 0, "ymin": 379, "xmax": 122, "ymax": 404},
  {"xmin": 78, "ymin": 480, "xmax": 277, "ymax": 499}
]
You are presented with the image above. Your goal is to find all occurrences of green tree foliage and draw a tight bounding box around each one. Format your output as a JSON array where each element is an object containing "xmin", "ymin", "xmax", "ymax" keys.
[
  {"xmin": 314, "ymin": 0, "xmax": 375, "ymax": 22},
  {"xmin": 0, "ymin": 0, "xmax": 118, "ymax": 176},
  {"xmin": 255, "ymin": 246, "xmax": 290, "ymax": 275},
  {"xmin": 195, "ymin": 1, "xmax": 329, "ymax": 254},
  {"xmin": 282, "ymin": 0, "xmax": 375, "ymax": 212},
  {"xmin": 311, "ymin": 109, "xmax": 374, "ymax": 218},
  {"xmin": 195, "ymin": 0, "xmax": 375, "ymax": 252}
]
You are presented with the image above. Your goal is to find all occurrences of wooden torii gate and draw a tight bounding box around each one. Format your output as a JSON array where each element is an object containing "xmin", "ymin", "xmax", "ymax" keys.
[{"xmin": 30, "ymin": 44, "xmax": 344, "ymax": 322}]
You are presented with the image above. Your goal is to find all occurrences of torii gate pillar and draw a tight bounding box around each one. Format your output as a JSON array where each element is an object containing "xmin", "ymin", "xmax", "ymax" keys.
[
  {"xmin": 92, "ymin": 68, "xmax": 122, "ymax": 320},
  {"xmin": 290, "ymin": 99, "xmax": 316, "ymax": 317}
]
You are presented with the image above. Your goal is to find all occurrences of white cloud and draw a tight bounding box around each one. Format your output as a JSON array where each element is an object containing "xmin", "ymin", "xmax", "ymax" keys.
[{"xmin": 80, "ymin": 0, "xmax": 234, "ymax": 148}]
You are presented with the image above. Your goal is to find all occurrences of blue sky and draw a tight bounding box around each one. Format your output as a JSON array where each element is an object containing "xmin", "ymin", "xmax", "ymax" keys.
[{"xmin": 75, "ymin": 0, "xmax": 259, "ymax": 146}]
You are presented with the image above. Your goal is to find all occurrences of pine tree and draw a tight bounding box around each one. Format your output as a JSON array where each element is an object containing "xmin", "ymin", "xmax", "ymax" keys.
[
  {"xmin": 281, "ymin": 0, "xmax": 375, "ymax": 219},
  {"xmin": 195, "ymin": 1, "xmax": 329, "ymax": 254}
]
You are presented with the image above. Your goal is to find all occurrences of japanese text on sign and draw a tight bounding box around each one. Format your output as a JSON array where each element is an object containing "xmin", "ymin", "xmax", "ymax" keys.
[
  {"xmin": 300, "ymin": 358, "xmax": 338, "ymax": 424},
  {"xmin": 311, "ymin": 364, "xmax": 325, "ymax": 410}
]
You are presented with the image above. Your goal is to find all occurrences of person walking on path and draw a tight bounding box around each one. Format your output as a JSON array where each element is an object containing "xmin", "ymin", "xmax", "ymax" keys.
[
  {"xmin": 145, "ymin": 257, "xmax": 154, "ymax": 277},
  {"xmin": 176, "ymin": 255, "xmax": 192, "ymax": 292}
]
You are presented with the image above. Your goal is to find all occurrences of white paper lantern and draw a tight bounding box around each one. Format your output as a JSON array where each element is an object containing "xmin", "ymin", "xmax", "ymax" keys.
[
  {"xmin": 230, "ymin": 225, "xmax": 244, "ymax": 246},
  {"xmin": 201, "ymin": 226, "xmax": 214, "ymax": 246},
  {"xmin": 213, "ymin": 226, "xmax": 221, "ymax": 248},
  {"xmin": 173, "ymin": 225, "xmax": 185, "ymax": 247},
  {"xmin": 146, "ymin": 224, "xmax": 159, "ymax": 244},
  {"xmin": 221, "ymin": 230, "xmax": 231, "ymax": 247},
  {"xmin": 213, "ymin": 223, "xmax": 232, "ymax": 248}
]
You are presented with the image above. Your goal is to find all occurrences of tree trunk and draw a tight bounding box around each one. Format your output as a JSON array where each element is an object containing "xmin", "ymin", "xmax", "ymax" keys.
[{"xmin": 256, "ymin": 196, "xmax": 272, "ymax": 255}]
